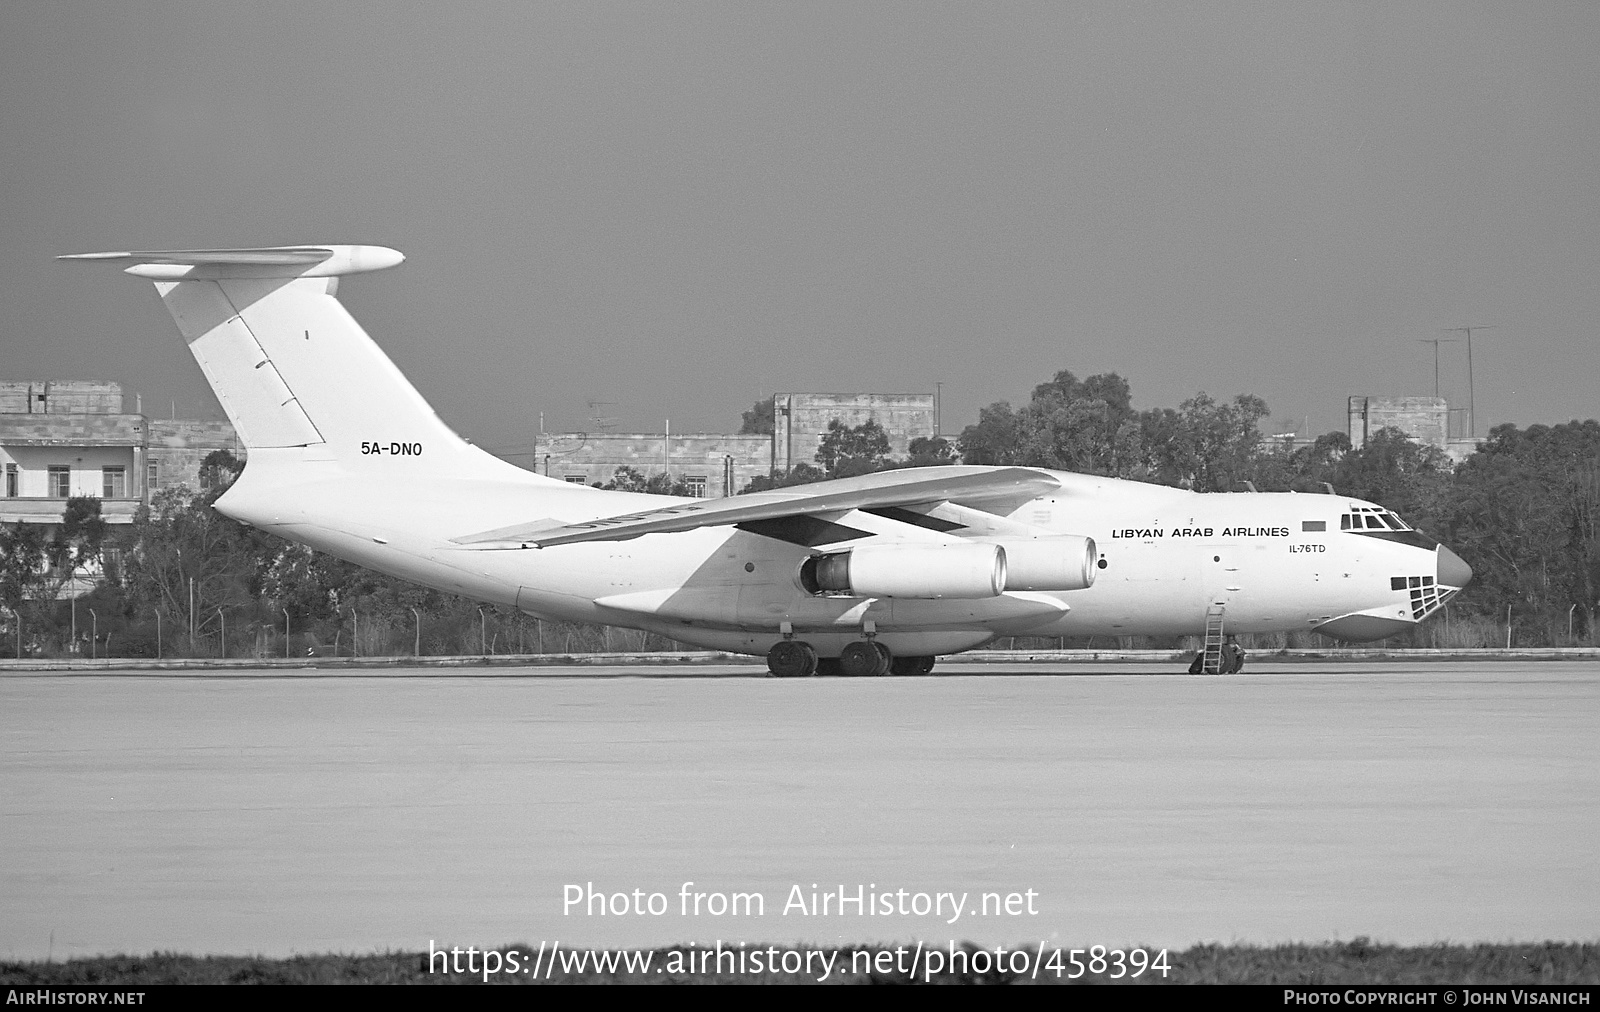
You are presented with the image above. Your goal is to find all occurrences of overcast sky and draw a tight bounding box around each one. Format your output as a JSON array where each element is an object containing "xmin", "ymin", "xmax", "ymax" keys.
[{"xmin": 4, "ymin": 2, "xmax": 1598, "ymax": 452}]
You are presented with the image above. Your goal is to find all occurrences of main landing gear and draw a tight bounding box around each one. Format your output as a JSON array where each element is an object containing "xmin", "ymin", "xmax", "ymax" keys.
[
  {"xmin": 839, "ymin": 640, "xmax": 891, "ymax": 677},
  {"xmin": 766, "ymin": 639, "xmax": 817, "ymax": 677},
  {"xmin": 765, "ymin": 639, "xmax": 937, "ymax": 677}
]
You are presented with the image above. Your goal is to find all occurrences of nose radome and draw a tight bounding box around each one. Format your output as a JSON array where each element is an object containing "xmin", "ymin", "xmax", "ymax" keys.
[{"xmin": 1437, "ymin": 544, "xmax": 1473, "ymax": 588}]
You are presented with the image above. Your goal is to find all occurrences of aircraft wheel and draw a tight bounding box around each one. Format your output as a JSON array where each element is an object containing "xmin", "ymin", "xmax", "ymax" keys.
[
  {"xmin": 767, "ymin": 640, "xmax": 817, "ymax": 677},
  {"xmin": 839, "ymin": 641, "xmax": 882, "ymax": 677},
  {"xmin": 890, "ymin": 655, "xmax": 935, "ymax": 676},
  {"xmin": 814, "ymin": 657, "xmax": 842, "ymax": 678},
  {"xmin": 871, "ymin": 641, "xmax": 893, "ymax": 676}
]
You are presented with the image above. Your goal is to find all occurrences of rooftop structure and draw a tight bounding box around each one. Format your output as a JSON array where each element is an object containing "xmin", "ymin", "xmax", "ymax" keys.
[{"xmin": 1347, "ymin": 395, "xmax": 1479, "ymax": 463}]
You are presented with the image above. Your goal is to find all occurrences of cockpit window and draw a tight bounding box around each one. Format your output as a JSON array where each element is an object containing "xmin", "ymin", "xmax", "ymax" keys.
[{"xmin": 1342, "ymin": 506, "xmax": 1414, "ymax": 533}]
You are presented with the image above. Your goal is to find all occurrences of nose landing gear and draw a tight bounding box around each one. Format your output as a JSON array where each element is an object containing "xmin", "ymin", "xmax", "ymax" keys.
[{"xmin": 1187, "ymin": 638, "xmax": 1246, "ymax": 674}]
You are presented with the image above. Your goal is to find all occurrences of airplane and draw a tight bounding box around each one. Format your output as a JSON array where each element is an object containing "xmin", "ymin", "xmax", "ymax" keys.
[{"xmin": 60, "ymin": 244, "xmax": 1472, "ymax": 676}]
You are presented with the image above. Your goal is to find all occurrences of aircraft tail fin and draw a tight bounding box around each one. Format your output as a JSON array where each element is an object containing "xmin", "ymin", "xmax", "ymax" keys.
[{"xmin": 61, "ymin": 245, "xmax": 547, "ymax": 482}]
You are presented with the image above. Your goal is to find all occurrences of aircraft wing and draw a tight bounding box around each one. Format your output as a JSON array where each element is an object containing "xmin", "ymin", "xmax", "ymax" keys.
[{"xmin": 452, "ymin": 466, "xmax": 1059, "ymax": 549}]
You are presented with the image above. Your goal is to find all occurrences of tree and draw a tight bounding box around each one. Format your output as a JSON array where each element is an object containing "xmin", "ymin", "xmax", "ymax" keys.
[
  {"xmin": 1437, "ymin": 420, "xmax": 1600, "ymax": 640},
  {"xmin": 39, "ymin": 496, "xmax": 107, "ymax": 601},
  {"xmin": 1145, "ymin": 392, "xmax": 1270, "ymax": 491},
  {"xmin": 199, "ymin": 449, "xmax": 245, "ymax": 490},
  {"xmin": 600, "ymin": 466, "xmax": 649, "ymax": 493},
  {"xmin": 1020, "ymin": 370, "xmax": 1143, "ymax": 476},
  {"xmin": 957, "ymin": 402, "xmax": 1027, "ymax": 465},
  {"xmin": 815, "ymin": 419, "xmax": 890, "ymax": 478},
  {"xmin": 740, "ymin": 398, "xmax": 774, "ymax": 435},
  {"xmin": 1327, "ymin": 427, "xmax": 1448, "ymax": 521},
  {"xmin": 0, "ymin": 522, "xmax": 49, "ymax": 614},
  {"xmin": 119, "ymin": 486, "xmax": 278, "ymax": 634},
  {"xmin": 905, "ymin": 436, "xmax": 957, "ymax": 467},
  {"xmin": 741, "ymin": 464, "xmax": 825, "ymax": 494},
  {"xmin": 598, "ymin": 466, "xmax": 692, "ymax": 496},
  {"xmin": 958, "ymin": 372, "xmax": 1146, "ymax": 476},
  {"xmin": 644, "ymin": 471, "xmax": 693, "ymax": 496}
]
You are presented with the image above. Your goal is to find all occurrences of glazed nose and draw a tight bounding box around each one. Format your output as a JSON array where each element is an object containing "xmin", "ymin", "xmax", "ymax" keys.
[{"xmin": 1437, "ymin": 544, "xmax": 1473, "ymax": 588}]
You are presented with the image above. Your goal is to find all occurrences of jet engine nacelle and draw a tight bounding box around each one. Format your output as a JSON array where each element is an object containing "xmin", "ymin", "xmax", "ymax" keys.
[
  {"xmin": 993, "ymin": 536, "xmax": 1097, "ymax": 592},
  {"xmin": 802, "ymin": 542, "xmax": 1007, "ymax": 599}
]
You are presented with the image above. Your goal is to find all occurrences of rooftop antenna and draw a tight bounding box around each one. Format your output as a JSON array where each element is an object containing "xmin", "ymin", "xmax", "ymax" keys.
[
  {"xmin": 1416, "ymin": 336, "xmax": 1459, "ymax": 398},
  {"xmin": 1443, "ymin": 326, "xmax": 1495, "ymax": 437},
  {"xmin": 586, "ymin": 399, "xmax": 618, "ymax": 433}
]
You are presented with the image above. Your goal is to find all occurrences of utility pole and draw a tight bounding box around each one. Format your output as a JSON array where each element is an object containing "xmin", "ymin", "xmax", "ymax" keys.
[
  {"xmin": 1416, "ymin": 336, "xmax": 1458, "ymax": 398},
  {"xmin": 1444, "ymin": 326, "xmax": 1495, "ymax": 437},
  {"xmin": 934, "ymin": 382, "xmax": 943, "ymax": 437}
]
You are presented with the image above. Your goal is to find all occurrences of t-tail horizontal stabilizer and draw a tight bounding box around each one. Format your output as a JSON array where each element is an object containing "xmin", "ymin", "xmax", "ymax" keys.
[{"xmin": 59, "ymin": 245, "xmax": 404, "ymax": 279}]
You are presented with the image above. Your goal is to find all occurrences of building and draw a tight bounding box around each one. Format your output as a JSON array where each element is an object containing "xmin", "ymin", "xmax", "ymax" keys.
[
  {"xmin": 1, "ymin": 380, "xmax": 245, "ymax": 529},
  {"xmin": 526, "ymin": 431, "xmax": 771, "ymax": 497},
  {"xmin": 1347, "ymin": 395, "xmax": 1478, "ymax": 463},
  {"xmin": 526, "ymin": 392, "xmax": 943, "ymax": 495},
  {"xmin": 771, "ymin": 392, "xmax": 937, "ymax": 472}
]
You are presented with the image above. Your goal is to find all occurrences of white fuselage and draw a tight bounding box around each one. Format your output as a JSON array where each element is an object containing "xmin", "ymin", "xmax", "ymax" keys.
[
  {"xmin": 60, "ymin": 244, "xmax": 1457, "ymax": 662},
  {"xmin": 219, "ymin": 453, "xmax": 1447, "ymax": 657}
]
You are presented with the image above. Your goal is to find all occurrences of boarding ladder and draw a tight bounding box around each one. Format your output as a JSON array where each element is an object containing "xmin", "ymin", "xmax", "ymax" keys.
[{"xmin": 1201, "ymin": 603, "xmax": 1227, "ymax": 674}]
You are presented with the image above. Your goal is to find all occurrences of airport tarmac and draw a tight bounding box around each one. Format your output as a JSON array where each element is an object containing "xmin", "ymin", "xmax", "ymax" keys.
[{"xmin": 3, "ymin": 660, "xmax": 1597, "ymax": 960}]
